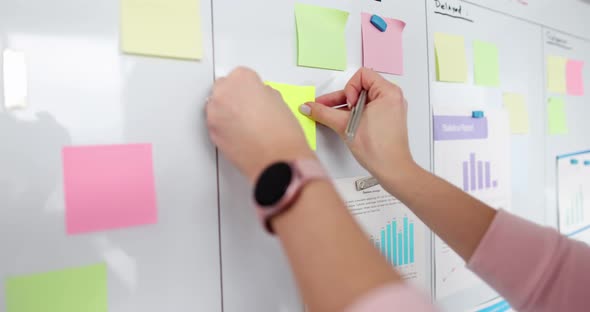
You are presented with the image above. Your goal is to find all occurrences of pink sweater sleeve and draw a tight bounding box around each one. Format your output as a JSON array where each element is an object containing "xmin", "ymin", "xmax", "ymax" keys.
[
  {"xmin": 344, "ymin": 283, "xmax": 437, "ymax": 312},
  {"xmin": 467, "ymin": 210, "xmax": 590, "ymax": 312}
]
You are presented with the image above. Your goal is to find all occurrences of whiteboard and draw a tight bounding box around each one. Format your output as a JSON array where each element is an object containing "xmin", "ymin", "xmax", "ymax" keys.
[
  {"xmin": 427, "ymin": 0, "xmax": 545, "ymax": 310},
  {"xmin": 213, "ymin": 0, "xmax": 432, "ymax": 311},
  {"xmin": 0, "ymin": 0, "xmax": 221, "ymax": 311}
]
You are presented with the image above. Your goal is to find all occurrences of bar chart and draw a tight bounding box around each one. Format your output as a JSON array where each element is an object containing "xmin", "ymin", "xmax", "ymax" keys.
[
  {"xmin": 370, "ymin": 216, "xmax": 415, "ymax": 267},
  {"xmin": 565, "ymin": 185, "xmax": 584, "ymax": 227},
  {"xmin": 462, "ymin": 153, "xmax": 498, "ymax": 192}
]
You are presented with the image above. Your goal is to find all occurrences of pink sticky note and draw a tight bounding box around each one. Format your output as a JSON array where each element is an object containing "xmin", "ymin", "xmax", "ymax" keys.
[
  {"xmin": 62, "ymin": 144, "xmax": 157, "ymax": 234},
  {"xmin": 361, "ymin": 13, "xmax": 406, "ymax": 75},
  {"xmin": 566, "ymin": 59, "xmax": 584, "ymax": 96}
]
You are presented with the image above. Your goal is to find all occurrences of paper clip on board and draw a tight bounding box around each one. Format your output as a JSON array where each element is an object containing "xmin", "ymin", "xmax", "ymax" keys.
[{"xmin": 355, "ymin": 176, "xmax": 379, "ymax": 191}]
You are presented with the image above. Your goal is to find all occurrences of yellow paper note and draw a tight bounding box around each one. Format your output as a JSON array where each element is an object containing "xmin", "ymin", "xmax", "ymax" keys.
[
  {"xmin": 295, "ymin": 3, "xmax": 349, "ymax": 71},
  {"xmin": 547, "ymin": 97, "xmax": 568, "ymax": 135},
  {"xmin": 121, "ymin": 0, "xmax": 203, "ymax": 60},
  {"xmin": 434, "ymin": 33, "xmax": 467, "ymax": 83},
  {"xmin": 547, "ymin": 56, "xmax": 567, "ymax": 94},
  {"xmin": 266, "ymin": 82, "xmax": 316, "ymax": 150},
  {"xmin": 502, "ymin": 93, "xmax": 530, "ymax": 134}
]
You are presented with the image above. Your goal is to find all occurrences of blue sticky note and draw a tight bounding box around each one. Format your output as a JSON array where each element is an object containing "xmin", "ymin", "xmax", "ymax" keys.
[{"xmin": 370, "ymin": 15, "xmax": 387, "ymax": 32}]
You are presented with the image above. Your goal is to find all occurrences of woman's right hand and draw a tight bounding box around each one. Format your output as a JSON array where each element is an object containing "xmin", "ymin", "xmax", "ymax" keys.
[{"xmin": 299, "ymin": 68, "xmax": 415, "ymax": 181}]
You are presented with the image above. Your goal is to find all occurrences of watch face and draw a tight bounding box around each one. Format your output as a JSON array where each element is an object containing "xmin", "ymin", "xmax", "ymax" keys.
[{"xmin": 254, "ymin": 162, "xmax": 293, "ymax": 207}]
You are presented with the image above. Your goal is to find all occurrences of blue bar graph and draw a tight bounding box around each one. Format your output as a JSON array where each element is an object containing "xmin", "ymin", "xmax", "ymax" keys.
[
  {"xmin": 403, "ymin": 217, "xmax": 409, "ymax": 265},
  {"xmin": 372, "ymin": 216, "xmax": 416, "ymax": 267}
]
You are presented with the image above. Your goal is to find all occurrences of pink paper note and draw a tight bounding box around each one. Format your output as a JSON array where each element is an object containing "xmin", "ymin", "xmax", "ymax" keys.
[
  {"xmin": 62, "ymin": 144, "xmax": 157, "ymax": 234},
  {"xmin": 361, "ymin": 13, "xmax": 406, "ymax": 75},
  {"xmin": 566, "ymin": 59, "xmax": 584, "ymax": 96}
]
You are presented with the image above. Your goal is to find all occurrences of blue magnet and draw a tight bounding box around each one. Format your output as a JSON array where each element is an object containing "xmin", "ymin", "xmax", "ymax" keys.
[
  {"xmin": 584, "ymin": 160, "xmax": 590, "ymax": 166},
  {"xmin": 370, "ymin": 15, "xmax": 387, "ymax": 32},
  {"xmin": 571, "ymin": 159, "xmax": 579, "ymax": 165},
  {"xmin": 472, "ymin": 111, "xmax": 484, "ymax": 118}
]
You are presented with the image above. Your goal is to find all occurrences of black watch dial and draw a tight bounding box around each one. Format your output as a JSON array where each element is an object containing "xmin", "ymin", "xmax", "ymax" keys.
[{"xmin": 254, "ymin": 162, "xmax": 293, "ymax": 207}]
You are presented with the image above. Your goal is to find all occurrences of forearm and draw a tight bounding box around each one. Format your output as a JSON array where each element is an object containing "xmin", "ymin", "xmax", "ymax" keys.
[
  {"xmin": 378, "ymin": 162, "xmax": 496, "ymax": 261},
  {"xmin": 272, "ymin": 180, "xmax": 402, "ymax": 312}
]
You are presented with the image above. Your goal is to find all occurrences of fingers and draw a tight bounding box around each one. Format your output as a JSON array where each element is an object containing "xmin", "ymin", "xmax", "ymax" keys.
[
  {"xmin": 344, "ymin": 68, "xmax": 397, "ymax": 105},
  {"xmin": 299, "ymin": 101, "xmax": 349, "ymax": 134},
  {"xmin": 315, "ymin": 90, "xmax": 347, "ymax": 107}
]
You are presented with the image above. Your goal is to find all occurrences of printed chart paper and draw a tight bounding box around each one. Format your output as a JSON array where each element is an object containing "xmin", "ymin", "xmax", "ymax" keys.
[
  {"xmin": 557, "ymin": 151, "xmax": 590, "ymax": 242},
  {"xmin": 334, "ymin": 176, "xmax": 430, "ymax": 292},
  {"xmin": 433, "ymin": 109, "xmax": 511, "ymax": 299}
]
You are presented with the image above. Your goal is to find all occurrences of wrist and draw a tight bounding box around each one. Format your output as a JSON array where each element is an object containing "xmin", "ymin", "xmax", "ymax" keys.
[
  {"xmin": 247, "ymin": 143, "xmax": 315, "ymax": 183},
  {"xmin": 377, "ymin": 157, "xmax": 421, "ymax": 191}
]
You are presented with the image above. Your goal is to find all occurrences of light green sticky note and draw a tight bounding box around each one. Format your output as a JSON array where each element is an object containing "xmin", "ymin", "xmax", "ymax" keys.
[
  {"xmin": 547, "ymin": 97, "xmax": 568, "ymax": 135},
  {"xmin": 547, "ymin": 56, "xmax": 567, "ymax": 93},
  {"xmin": 6, "ymin": 263, "xmax": 107, "ymax": 312},
  {"xmin": 434, "ymin": 33, "xmax": 467, "ymax": 83},
  {"xmin": 502, "ymin": 93, "xmax": 530, "ymax": 134},
  {"xmin": 473, "ymin": 41, "xmax": 500, "ymax": 87},
  {"xmin": 121, "ymin": 0, "xmax": 203, "ymax": 60},
  {"xmin": 295, "ymin": 3, "xmax": 349, "ymax": 71},
  {"xmin": 266, "ymin": 82, "xmax": 316, "ymax": 150}
]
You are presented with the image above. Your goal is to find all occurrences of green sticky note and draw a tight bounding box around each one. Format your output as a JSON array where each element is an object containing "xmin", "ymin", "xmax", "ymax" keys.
[
  {"xmin": 295, "ymin": 3, "xmax": 349, "ymax": 71},
  {"xmin": 434, "ymin": 33, "xmax": 467, "ymax": 83},
  {"xmin": 547, "ymin": 56, "xmax": 567, "ymax": 93},
  {"xmin": 547, "ymin": 97, "xmax": 568, "ymax": 135},
  {"xmin": 473, "ymin": 41, "xmax": 500, "ymax": 87},
  {"xmin": 6, "ymin": 264, "xmax": 107, "ymax": 312},
  {"xmin": 121, "ymin": 0, "xmax": 203, "ymax": 60},
  {"xmin": 266, "ymin": 82, "xmax": 316, "ymax": 150},
  {"xmin": 502, "ymin": 93, "xmax": 529, "ymax": 134}
]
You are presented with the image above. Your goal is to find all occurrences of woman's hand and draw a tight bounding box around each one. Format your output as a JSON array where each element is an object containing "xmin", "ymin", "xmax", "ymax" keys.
[
  {"xmin": 299, "ymin": 68, "xmax": 414, "ymax": 181},
  {"xmin": 206, "ymin": 67, "xmax": 313, "ymax": 182}
]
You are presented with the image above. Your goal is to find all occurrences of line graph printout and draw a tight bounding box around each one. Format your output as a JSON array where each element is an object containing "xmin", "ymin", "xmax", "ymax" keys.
[
  {"xmin": 558, "ymin": 151, "xmax": 590, "ymax": 240},
  {"xmin": 334, "ymin": 177, "xmax": 430, "ymax": 292},
  {"xmin": 433, "ymin": 109, "xmax": 512, "ymax": 300}
]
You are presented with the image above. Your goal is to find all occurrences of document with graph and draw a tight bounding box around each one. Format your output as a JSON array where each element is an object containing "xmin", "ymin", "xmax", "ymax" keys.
[
  {"xmin": 557, "ymin": 151, "xmax": 590, "ymax": 243},
  {"xmin": 432, "ymin": 107, "xmax": 512, "ymax": 300},
  {"xmin": 334, "ymin": 176, "xmax": 430, "ymax": 294}
]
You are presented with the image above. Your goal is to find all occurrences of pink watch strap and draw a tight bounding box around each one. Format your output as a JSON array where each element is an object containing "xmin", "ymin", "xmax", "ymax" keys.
[{"xmin": 258, "ymin": 159, "xmax": 329, "ymax": 234}]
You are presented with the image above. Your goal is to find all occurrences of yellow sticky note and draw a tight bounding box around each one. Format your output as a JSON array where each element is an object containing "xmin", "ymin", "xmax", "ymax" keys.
[
  {"xmin": 547, "ymin": 97, "xmax": 568, "ymax": 135},
  {"xmin": 266, "ymin": 82, "xmax": 316, "ymax": 150},
  {"xmin": 295, "ymin": 3, "xmax": 349, "ymax": 71},
  {"xmin": 547, "ymin": 56, "xmax": 567, "ymax": 93},
  {"xmin": 121, "ymin": 0, "xmax": 203, "ymax": 60},
  {"xmin": 434, "ymin": 33, "xmax": 467, "ymax": 83},
  {"xmin": 502, "ymin": 93, "xmax": 530, "ymax": 134},
  {"xmin": 473, "ymin": 40, "xmax": 500, "ymax": 87}
]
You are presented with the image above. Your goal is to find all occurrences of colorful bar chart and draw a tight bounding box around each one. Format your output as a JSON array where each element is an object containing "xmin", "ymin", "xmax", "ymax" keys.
[
  {"xmin": 371, "ymin": 216, "xmax": 415, "ymax": 267},
  {"xmin": 566, "ymin": 185, "xmax": 584, "ymax": 227},
  {"xmin": 462, "ymin": 153, "xmax": 498, "ymax": 192}
]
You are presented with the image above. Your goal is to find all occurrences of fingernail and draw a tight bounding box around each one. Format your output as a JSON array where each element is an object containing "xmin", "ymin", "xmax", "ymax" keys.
[
  {"xmin": 347, "ymin": 102, "xmax": 352, "ymax": 109},
  {"xmin": 299, "ymin": 104, "xmax": 311, "ymax": 116}
]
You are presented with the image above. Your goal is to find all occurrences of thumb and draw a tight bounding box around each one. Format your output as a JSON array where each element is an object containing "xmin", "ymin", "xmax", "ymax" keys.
[{"xmin": 299, "ymin": 102, "xmax": 349, "ymax": 134}]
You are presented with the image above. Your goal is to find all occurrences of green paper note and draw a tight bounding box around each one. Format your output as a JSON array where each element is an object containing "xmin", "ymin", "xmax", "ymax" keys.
[
  {"xmin": 434, "ymin": 33, "xmax": 467, "ymax": 83},
  {"xmin": 473, "ymin": 41, "xmax": 500, "ymax": 87},
  {"xmin": 6, "ymin": 263, "xmax": 107, "ymax": 312},
  {"xmin": 266, "ymin": 82, "xmax": 316, "ymax": 150},
  {"xmin": 121, "ymin": 0, "xmax": 203, "ymax": 60},
  {"xmin": 295, "ymin": 3, "xmax": 349, "ymax": 71},
  {"xmin": 547, "ymin": 97, "xmax": 568, "ymax": 135},
  {"xmin": 547, "ymin": 56, "xmax": 567, "ymax": 94},
  {"xmin": 502, "ymin": 93, "xmax": 529, "ymax": 134}
]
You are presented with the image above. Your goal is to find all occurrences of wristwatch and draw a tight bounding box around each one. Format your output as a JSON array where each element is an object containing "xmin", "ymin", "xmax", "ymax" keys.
[{"xmin": 254, "ymin": 159, "xmax": 329, "ymax": 234}]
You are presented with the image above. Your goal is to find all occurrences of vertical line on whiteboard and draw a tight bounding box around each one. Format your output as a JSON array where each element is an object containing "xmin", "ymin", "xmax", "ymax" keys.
[
  {"xmin": 209, "ymin": 0, "xmax": 224, "ymax": 310},
  {"xmin": 423, "ymin": 0, "xmax": 436, "ymax": 302}
]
